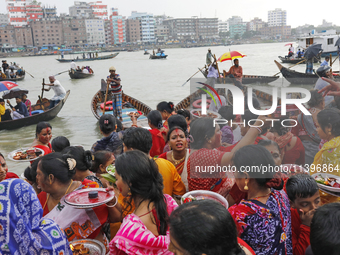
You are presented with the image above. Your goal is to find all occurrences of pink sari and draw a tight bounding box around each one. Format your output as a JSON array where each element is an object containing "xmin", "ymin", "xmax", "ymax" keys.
[{"xmin": 109, "ymin": 194, "xmax": 177, "ymax": 255}]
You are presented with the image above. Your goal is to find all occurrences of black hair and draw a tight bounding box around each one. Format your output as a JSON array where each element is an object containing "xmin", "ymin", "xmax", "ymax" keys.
[
  {"xmin": 92, "ymin": 150, "xmax": 113, "ymax": 173},
  {"xmin": 0, "ymin": 152, "xmax": 4, "ymax": 160},
  {"xmin": 233, "ymin": 145, "xmax": 277, "ymax": 188},
  {"xmin": 218, "ymin": 105, "xmax": 236, "ymax": 125},
  {"xmin": 38, "ymin": 152, "xmax": 76, "ymax": 184},
  {"xmin": 190, "ymin": 118, "xmax": 215, "ymax": 149},
  {"xmin": 35, "ymin": 122, "xmax": 52, "ymax": 137},
  {"xmin": 271, "ymin": 116, "xmax": 290, "ymax": 136},
  {"xmin": 122, "ymin": 127, "xmax": 152, "ymax": 154},
  {"xmin": 166, "ymin": 126, "xmax": 188, "ymax": 142},
  {"xmin": 168, "ymin": 114, "xmax": 187, "ymax": 131},
  {"xmin": 51, "ymin": 136, "xmax": 70, "ymax": 152},
  {"xmin": 147, "ymin": 110, "xmax": 163, "ymax": 129},
  {"xmin": 176, "ymin": 109, "xmax": 191, "ymax": 120},
  {"xmin": 286, "ymin": 174, "xmax": 319, "ymax": 202},
  {"xmin": 317, "ymin": 108, "xmax": 340, "ymax": 137},
  {"xmin": 157, "ymin": 101, "xmax": 174, "ymax": 114},
  {"xmin": 24, "ymin": 157, "xmax": 42, "ymax": 183},
  {"xmin": 169, "ymin": 200, "xmax": 244, "ymax": 255},
  {"xmin": 242, "ymin": 109, "xmax": 258, "ymax": 126},
  {"xmin": 61, "ymin": 146, "xmax": 92, "ymax": 172},
  {"xmin": 257, "ymin": 139, "xmax": 280, "ymax": 152},
  {"xmin": 0, "ymin": 98, "xmax": 4, "ymax": 102},
  {"xmin": 116, "ymin": 118, "xmax": 123, "ymax": 132},
  {"xmin": 99, "ymin": 114, "xmax": 116, "ymax": 135},
  {"xmin": 115, "ymin": 151, "xmax": 168, "ymax": 235},
  {"xmin": 308, "ymin": 89, "xmax": 324, "ymax": 108},
  {"xmin": 311, "ymin": 203, "xmax": 340, "ymax": 255}
]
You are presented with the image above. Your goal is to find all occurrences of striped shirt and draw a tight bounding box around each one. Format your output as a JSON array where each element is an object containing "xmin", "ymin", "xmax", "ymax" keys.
[{"xmin": 107, "ymin": 74, "xmax": 122, "ymax": 94}]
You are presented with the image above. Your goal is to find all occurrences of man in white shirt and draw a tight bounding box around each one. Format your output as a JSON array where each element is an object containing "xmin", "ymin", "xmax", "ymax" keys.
[
  {"xmin": 43, "ymin": 76, "xmax": 67, "ymax": 109},
  {"xmin": 70, "ymin": 60, "xmax": 77, "ymax": 71},
  {"xmin": 289, "ymin": 44, "xmax": 294, "ymax": 53}
]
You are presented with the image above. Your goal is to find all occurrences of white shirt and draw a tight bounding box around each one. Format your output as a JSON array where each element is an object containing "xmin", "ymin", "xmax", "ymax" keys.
[
  {"xmin": 82, "ymin": 68, "xmax": 89, "ymax": 74},
  {"xmin": 50, "ymin": 80, "xmax": 66, "ymax": 100},
  {"xmin": 207, "ymin": 65, "xmax": 219, "ymax": 78},
  {"xmin": 289, "ymin": 46, "xmax": 294, "ymax": 53},
  {"xmin": 70, "ymin": 62, "xmax": 77, "ymax": 70}
]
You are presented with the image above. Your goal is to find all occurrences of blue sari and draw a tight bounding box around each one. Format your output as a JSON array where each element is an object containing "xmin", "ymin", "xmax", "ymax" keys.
[{"xmin": 0, "ymin": 179, "xmax": 72, "ymax": 254}]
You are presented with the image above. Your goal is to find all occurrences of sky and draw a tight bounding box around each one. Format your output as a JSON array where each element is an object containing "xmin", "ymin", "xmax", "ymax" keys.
[{"xmin": 1, "ymin": 0, "xmax": 339, "ymax": 28}]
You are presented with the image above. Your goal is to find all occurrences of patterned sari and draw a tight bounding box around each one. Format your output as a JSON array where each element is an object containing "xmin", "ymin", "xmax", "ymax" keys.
[
  {"xmin": 110, "ymin": 194, "xmax": 178, "ymax": 255},
  {"xmin": 0, "ymin": 179, "xmax": 72, "ymax": 255},
  {"xmin": 229, "ymin": 189, "xmax": 292, "ymax": 255}
]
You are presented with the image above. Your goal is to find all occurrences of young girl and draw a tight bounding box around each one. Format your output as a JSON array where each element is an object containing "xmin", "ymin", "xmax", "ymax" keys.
[{"xmin": 147, "ymin": 110, "xmax": 166, "ymax": 157}]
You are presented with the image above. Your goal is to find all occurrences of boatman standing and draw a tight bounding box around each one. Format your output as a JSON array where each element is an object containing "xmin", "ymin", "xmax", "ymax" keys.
[
  {"xmin": 107, "ymin": 66, "xmax": 123, "ymax": 121},
  {"xmin": 70, "ymin": 60, "xmax": 77, "ymax": 71},
  {"xmin": 43, "ymin": 76, "xmax": 66, "ymax": 109},
  {"xmin": 206, "ymin": 49, "xmax": 213, "ymax": 65}
]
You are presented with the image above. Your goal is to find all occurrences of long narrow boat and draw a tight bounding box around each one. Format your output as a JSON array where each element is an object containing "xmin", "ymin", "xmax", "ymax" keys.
[
  {"xmin": 0, "ymin": 90, "xmax": 70, "ymax": 130},
  {"xmin": 278, "ymin": 56, "xmax": 319, "ymax": 64},
  {"xmin": 149, "ymin": 55, "xmax": 168, "ymax": 59},
  {"xmin": 91, "ymin": 80, "xmax": 152, "ymax": 129},
  {"xmin": 57, "ymin": 53, "xmax": 119, "ymax": 63},
  {"xmin": 274, "ymin": 60, "xmax": 332, "ymax": 85},
  {"xmin": 0, "ymin": 73, "xmax": 25, "ymax": 82},
  {"xmin": 69, "ymin": 70, "xmax": 94, "ymax": 79},
  {"xmin": 201, "ymin": 69, "xmax": 279, "ymax": 84}
]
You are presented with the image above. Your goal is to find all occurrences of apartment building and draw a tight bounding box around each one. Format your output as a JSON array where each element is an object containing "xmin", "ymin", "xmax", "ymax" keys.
[
  {"xmin": 62, "ymin": 16, "xmax": 87, "ymax": 46},
  {"xmin": 6, "ymin": 0, "xmax": 27, "ymax": 27},
  {"xmin": 268, "ymin": 8, "xmax": 287, "ymax": 27},
  {"xmin": 128, "ymin": 12, "xmax": 155, "ymax": 43},
  {"xmin": 14, "ymin": 26, "xmax": 33, "ymax": 46},
  {"xmin": 109, "ymin": 8, "xmax": 126, "ymax": 44},
  {"xmin": 125, "ymin": 18, "xmax": 141, "ymax": 43},
  {"xmin": 69, "ymin": 2, "xmax": 93, "ymax": 18},
  {"xmin": 26, "ymin": 1, "xmax": 43, "ymax": 23},
  {"xmin": 0, "ymin": 25, "xmax": 15, "ymax": 47},
  {"xmin": 89, "ymin": 1, "xmax": 108, "ymax": 20},
  {"xmin": 85, "ymin": 19, "xmax": 105, "ymax": 45},
  {"xmin": 30, "ymin": 18, "xmax": 63, "ymax": 46}
]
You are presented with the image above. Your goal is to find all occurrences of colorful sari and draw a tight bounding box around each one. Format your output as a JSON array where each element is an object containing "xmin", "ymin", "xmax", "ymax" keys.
[
  {"xmin": 24, "ymin": 99, "xmax": 32, "ymax": 116},
  {"xmin": 229, "ymin": 189, "xmax": 292, "ymax": 255},
  {"xmin": 274, "ymin": 133, "xmax": 305, "ymax": 165},
  {"xmin": 0, "ymin": 179, "xmax": 72, "ymax": 255},
  {"xmin": 110, "ymin": 194, "xmax": 178, "ymax": 255}
]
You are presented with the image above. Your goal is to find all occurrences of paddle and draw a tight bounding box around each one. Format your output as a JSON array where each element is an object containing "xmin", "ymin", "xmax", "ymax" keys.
[
  {"xmin": 54, "ymin": 70, "xmax": 69, "ymax": 76},
  {"xmin": 273, "ymin": 58, "xmax": 306, "ymax": 76},
  {"xmin": 39, "ymin": 78, "xmax": 45, "ymax": 110},
  {"xmin": 24, "ymin": 70, "xmax": 34, "ymax": 78},
  {"xmin": 181, "ymin": 66, "xmax": 206, "ymax": 86},
  {"xmin": 102, "ymin": 79, "xmax": 110, "ymax": 114}
]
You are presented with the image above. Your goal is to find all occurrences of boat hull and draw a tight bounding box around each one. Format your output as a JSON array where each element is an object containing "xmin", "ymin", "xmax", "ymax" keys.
[
  {"xmin": 278, "ymin": 56, "xmax": 319, "ymax": 64},
  {"xmin": 149, "ymin": 55, "xmax": 168, "ymax": 59},
  {"xmin": 0, "ymin": 90, "xmax": 70, "ymax": 130},
  {"xmin": 0, "ymin": 74, "xmax": 25, "ymax": 81},
  {"xmin": 57, "ymin": 53, "xmax": 119, "ymax": 62},
  {"xmin": 69, "ymin": 70, "xmax": 94, "ymax": 79}
]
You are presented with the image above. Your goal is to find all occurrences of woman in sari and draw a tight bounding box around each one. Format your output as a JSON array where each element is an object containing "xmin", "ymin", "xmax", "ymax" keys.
[
  {"xmin": 187, "ymin": 116, "xmax": 267, "ymax": 197},
  {"xmin": 169, "ymin": 200, "xmax": 255, "ymax": 255},
  {"xmin": 22, "ymin": 93, "xmax": 31, "ymax": 116},
  {"xmin": 0, "ymin": 152, "xmax": 19, "ymax": 180},
  {"xmin": 110, "ymin": 150, "xmax": 178, "ymax": 255},
  {"xmin": 36, "ymin": 152, "xmax": 117, "ymax": 252},
  {"xmin": 229, "ymin": 145, "xmax": 292, "ymax": 255},
  {"xmin": 0, "ymin": 179, "xmax": 72, "ymax": 255},
  {"xmin": 157, "ymin": 101, "xmax": 175, "ymax": 129},
  {"xmin": 270, "ymin": 116, "xmax": 305, "ymax": 165},
  {"xmin": 147, "ymin": 110, "xmax": 167, "ymax": 157},
  {"xmin": 31, "ymin": 122, "xmax": 52, "ymax": 155},
  {"xmin": 291, "ymin": 90, "xmax": 324, "ymax": 165},
  {"xmin": 159, "ymin": 126, "xmax": 190, "ymax": 191}
]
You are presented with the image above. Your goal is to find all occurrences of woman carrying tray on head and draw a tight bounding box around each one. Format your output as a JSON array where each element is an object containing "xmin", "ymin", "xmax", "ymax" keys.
[
  {"xmin": 36, "ymin": 152, "xmax": 121, "ymax": 253},
  {"xmin": 32, "ymin": 122, "xmax": 53, "ymax": 155}
]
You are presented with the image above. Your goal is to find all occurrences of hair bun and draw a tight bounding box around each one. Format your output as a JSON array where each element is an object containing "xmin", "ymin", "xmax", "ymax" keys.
[
  {"xmin": 67, "ymin": 158, "xmax": 77, "ymax": 171},
  {"xmin": 168, "ymin": 102, "xmax": 174, "ymax": 110}
]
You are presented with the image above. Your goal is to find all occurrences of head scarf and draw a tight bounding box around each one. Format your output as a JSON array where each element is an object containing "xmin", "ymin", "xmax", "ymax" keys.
[{"xmin": 0, "ymin": 179, "xmax": 72, "ymax": 254}]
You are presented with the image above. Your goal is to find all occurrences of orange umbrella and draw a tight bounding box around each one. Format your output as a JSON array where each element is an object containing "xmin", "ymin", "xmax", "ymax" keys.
[{"xmin": 218, "ymin": 51, "xmax": 246, "ymax": 62}]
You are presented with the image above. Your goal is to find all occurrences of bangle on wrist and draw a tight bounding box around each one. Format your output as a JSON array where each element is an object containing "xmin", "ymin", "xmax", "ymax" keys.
[
  {"xmin": 106, "ymin": 197, "xmax": 118, "ymax": 208},
  {"xmin": 251, "ymin": 126, "xmax": 262, "ymax": 134}
]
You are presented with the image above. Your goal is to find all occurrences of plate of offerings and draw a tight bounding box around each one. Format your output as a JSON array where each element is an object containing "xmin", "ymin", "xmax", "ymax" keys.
[
  {"xmin": 64, "ymin": 188, "xmax": 115, "ymax": 208},
  {"xmin": 70, "ymin": 239, "xmax": 106, "ymax": 255},
  {"xmin": 181, "ymin": 190, "xmax": 229, "ymax": 208},
  {"xmin": 312, "ymin": 173, "xmax": 340, "ymax": 193},
  {"xmin": 8, "ymin": 147, "xmax": 44, "ymax": 162},
  {"xmin": 190, "ymin": 110, "xmax": 221, "ymax": 119}
]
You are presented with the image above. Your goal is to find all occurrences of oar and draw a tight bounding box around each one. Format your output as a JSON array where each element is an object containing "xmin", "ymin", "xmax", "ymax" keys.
[
  {"xmin": 273, "ymin": 58, "xmax": 306, "ymax": 76},
  {"xmin": 331, "ymin": 55, "xmax": 338, "ymax": 66},
  {"xmin": 39, "ymin": 78, "xmax": 45, "ymax": 110},
  {"xmin": 54, "ymin": 70, "xmax": 69, "ymax": 76},
  {"xmin": 102, "ymin": 80, "xmax": 110, "ymax": 114},
  {"xmin": 25, "ymin": 70, "xmax": 34, "ymax": 78},
  {"xmin": 182, "ymin": 66, "xmax": 206, "ymax": 86}
]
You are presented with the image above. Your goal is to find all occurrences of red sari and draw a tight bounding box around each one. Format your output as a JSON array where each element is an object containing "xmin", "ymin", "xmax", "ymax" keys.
[
  {"xmin": 149, "ymin": 129, "xmax": 166, "ymax": 157},
  {"xmin": 33, "ymin": 143, "xmax": 52, "ymax": 155}
]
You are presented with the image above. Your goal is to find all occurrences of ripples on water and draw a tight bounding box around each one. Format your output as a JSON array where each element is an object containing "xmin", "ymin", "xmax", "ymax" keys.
[{"xmin": 1, "ymin": 43, "xmax": 337, "ymax": 175}]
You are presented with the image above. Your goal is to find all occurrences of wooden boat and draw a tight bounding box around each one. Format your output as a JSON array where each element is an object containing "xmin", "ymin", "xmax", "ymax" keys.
[
  {"xmin": 149, "ymin": 54, "xmax": 168, "ymax": 59},
  {"xmin": 201, "ymin": 69, "xmax": 279, "ymax": 84},
  {"xmin": 0, "ymin": 73, "xmax": 25, "ymax": 81},
  {"xmin": 0, "ymin": 90, "xmax": 70, "ymax": 130},
  {"xmin": 275, "ymin": 60, "xmax": 327, "ymax": 85},
  {"xmin": 56, "ymin": 53, "xmax": 119, "ymax": 63},
  {"xmin": 69, "ymin": 70, "xmax": 94, "ymax": 79},
  {"xmin": 91, "ymin": 80, "xmax": 152, "ymax": 129},
  {"xmin": 278, "ymin": 56, "xmax": 319, "ymax": 64}
]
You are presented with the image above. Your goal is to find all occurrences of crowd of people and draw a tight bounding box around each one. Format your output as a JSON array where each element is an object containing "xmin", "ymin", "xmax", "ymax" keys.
[
  {"xmin": 0, "ymin": 60, "xmax": 24, "ymax": 79},
  {"xmin": 3, "ymin": 67, "xmax": 340, "ymax": 255}
]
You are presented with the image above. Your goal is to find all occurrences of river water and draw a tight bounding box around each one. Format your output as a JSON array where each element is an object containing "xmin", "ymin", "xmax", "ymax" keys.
[{"xmin": 1, "ymin": 42, "xmax": 338, "ymax": 175}]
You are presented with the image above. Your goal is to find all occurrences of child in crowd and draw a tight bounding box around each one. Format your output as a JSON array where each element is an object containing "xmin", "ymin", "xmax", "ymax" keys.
[{"xmin": 286, "ymin": 174, "xmax": 320, "ymax": 255}]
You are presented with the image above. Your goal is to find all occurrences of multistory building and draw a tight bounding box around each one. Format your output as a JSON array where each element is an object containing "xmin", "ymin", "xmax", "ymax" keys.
[
  {"xmin": 69, "ymin": 2, "xmax": 93, "ymax": 18},
  {"xmin": 128, "ymin": 12, "xmax": 155, "ymax": 43},
  {"xmin": 14, "ymin": 26, "xmax": 33, "ymax": 46},
  {"xmin": 85, "ymin": 19, "xmax": 105, "ymax": 45},
  {"xmin": 0, "ymin": 25, "xmax": 16, "ymax": 48},
  {"xmin": 61, "ymin": 16, "xmax": 87, "ymax": 47},
  {"xmin": 247, "ymin": 17, "xmax": 266, "ymax": 31},
  {"xmin": 154, "ymin": 25, "xmax": 169, "ymax": 42},
  {"xmin": 197, "ymin": 18, "xmax": 218, "ymax": 40},
  {"xmin": 42, "ymin": 5, "xmax": 57, "ymax": 18},
  {"xmin": 104, "ymin": 19, "xmax": 112, "ymax": 45},
  {"xmin": 163, "ymin": 18, "xmax": 197, "ymax": 40},
  {"xmin": 26, "ymin": 0, "xmax": 43, "ymax": 23},
  {"xmin": 125, "ymin": 18, "xmax": 141, "ymax": 43},
  {"xmin": 218, "ymin": 20, "xmax": 229, "ymax": 33},
  {"xmin": 0, "ymin": 14, "xmax": 9, "ymax": 25},
  {"xmin": 259, "ymin": 25, "xmax": 291, "ymax": 39},
  {"xmin": 89, "ymin": 1, "xmax": 108, "ymax": 20},
  {"xmin": 31, "ymin": 18, "xmax": 63, "ymax": 46},
  {"xmin": 268, "ymin": 8, "xmax": 287, "ymax": 27},
  {"xmin": 227, "ymin": 16, "xmax": 245, "ymax": 38},
  {"xmin": 109, "ymin": 8, "xmax": 126, "ymax": 44},
  {"xmin": 6, "ymin": 0, "xmax": 27, "ymax": 27}
]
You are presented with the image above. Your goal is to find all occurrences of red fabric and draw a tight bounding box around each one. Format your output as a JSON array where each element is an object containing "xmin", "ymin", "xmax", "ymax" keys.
[
  {"xmin": 33, "ymin": 143, "xmax": 52, "ymax": 155},
  {"xmin": 282, "ymin": 137, "xmax": 305, "ymax": 165},
  {"xmin": 238, "ymin": 237, "xmax": 256, "ymax": 255},
  {"xmin": 217, "ymin": 136, "xmax": 264, "ymax": 152},
  {"xmin": 291, "ymin": 208, "xmax": 310, "ymax": 255},
  {"xmin": 158, "ymin": 152, "xmax": 167, "ymax": 160},
  {"xmin": 229, "ymin": 183, "xmax": 247, "ymax": 205},
  {"xmin": 151, "ymin": 208, "xmax": 161, "ymax": 236},
  {"xmin": 149, "ymin": 129, "xmax": 166, "ymax": 157},
  {"xmin": 5, "ymin": 172, "xmax": 19, "ymax": 179}
]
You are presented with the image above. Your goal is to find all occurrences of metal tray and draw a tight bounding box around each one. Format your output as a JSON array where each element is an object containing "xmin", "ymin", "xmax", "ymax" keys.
[{"xmin": 70, "ymin": 239, "xmax": 106, "ymax": 255}]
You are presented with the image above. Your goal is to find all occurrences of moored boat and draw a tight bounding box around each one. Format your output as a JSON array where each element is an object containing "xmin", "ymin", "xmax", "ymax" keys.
[
  {"xmin": 0, "ymin": 90, "xmax": 70, "ymax": 130},
  {"xmin": 69, "ymin": 70, "xmax": 94, "ymax": 79},
  {"xmin": 57, "ymin": 53, "xmax": 119, "ymax": 63},
  {"xmin": 91, "ymin": 80, "xmax": 152, "ymax": 129}
]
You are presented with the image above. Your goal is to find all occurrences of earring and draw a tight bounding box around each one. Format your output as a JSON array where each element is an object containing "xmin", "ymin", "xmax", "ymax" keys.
[
  {"xmin": 209, "ymin": 140, "xmax": 212, "ymax": 143},
  {"xmin": 244, "ymin": 180, "xmax": 248, "ymax": 191},
  {"xmin": 127, "ymin": 188, "xmax": 132, "ymax": 196}
]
